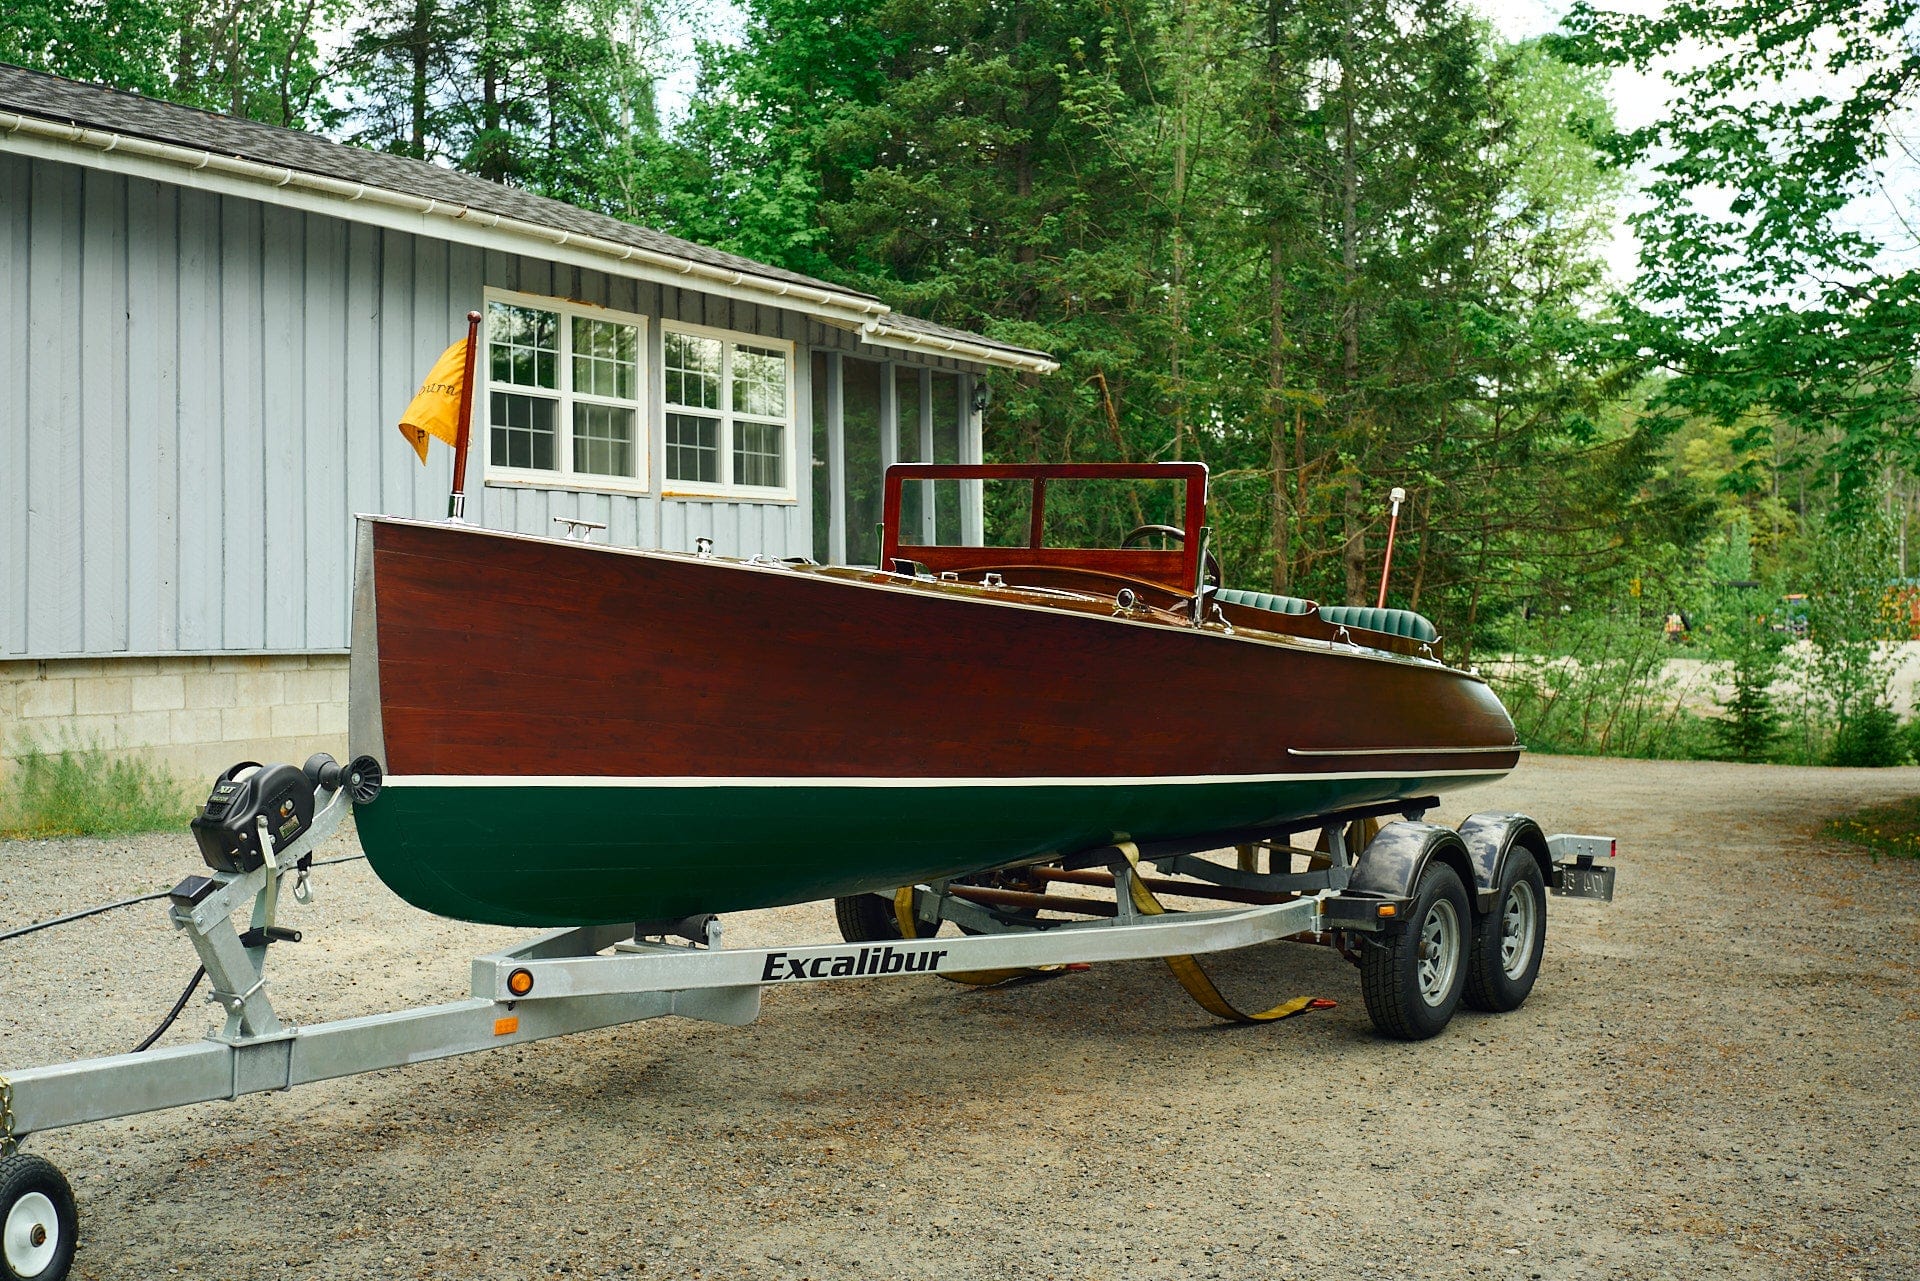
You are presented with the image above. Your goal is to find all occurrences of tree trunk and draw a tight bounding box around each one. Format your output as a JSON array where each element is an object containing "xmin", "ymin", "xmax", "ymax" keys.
[
  {"xmin": 480, "ymin": 0, "xmax": 506, "ymax": 183},
  {"xmin": 1264, "ymin": 0, "xmax": 1292, "ymax": 594},
  {"xmin": 410, "ymin": 0, "xmax": 431, "ymax": 159},
  {"xmin": 1268, "ymin": 224, "xmax": 1291, "ymax": 593},
  {"xmin": 1338, "ymin": 30, "xmax": 1366, "ymax": 606}
]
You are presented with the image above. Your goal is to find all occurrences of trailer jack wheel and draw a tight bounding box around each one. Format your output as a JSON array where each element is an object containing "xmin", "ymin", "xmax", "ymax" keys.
[
  {"xmin": 1359, "ymin": 862, "xmax": 1469, "ymax": 1041},
  {"xmin": 0, "ymin": 1154, "xmax": 77, "ymax": 1281}
]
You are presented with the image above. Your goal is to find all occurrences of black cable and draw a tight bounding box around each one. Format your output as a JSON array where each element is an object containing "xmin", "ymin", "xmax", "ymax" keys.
[
  {"xmin": 133, "ymin": 965, "xmax": 206, "ymax": 1052},
  {"xmin": 0, "ymin": 888, "xmax": 175, "ymax": 944},
  {"xmin": 0, "ymin": 853, "xmax": 367, "ymax": 945}
]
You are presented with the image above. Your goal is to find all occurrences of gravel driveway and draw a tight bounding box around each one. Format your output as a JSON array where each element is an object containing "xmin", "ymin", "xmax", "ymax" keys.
[{"xmin": 2, "ymin": 755, "xmax": 1917, "ymax": 1280}]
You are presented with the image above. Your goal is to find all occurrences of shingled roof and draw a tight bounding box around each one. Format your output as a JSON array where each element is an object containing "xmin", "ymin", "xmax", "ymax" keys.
[{"xmin": 0, "ymin": 62, "xmax": 1056, "ymax": 371}]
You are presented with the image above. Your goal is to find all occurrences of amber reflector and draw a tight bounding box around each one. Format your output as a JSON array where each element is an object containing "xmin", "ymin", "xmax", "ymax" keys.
[{"xmin": 494, "ymin": 1016, "xmax": 520, "ymax": 1036}]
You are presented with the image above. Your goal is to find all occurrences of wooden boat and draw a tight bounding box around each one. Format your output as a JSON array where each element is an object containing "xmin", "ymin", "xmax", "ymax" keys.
[{"xmin": 347, "ymin": 463, "xmax": 1520, "ymax": 926}]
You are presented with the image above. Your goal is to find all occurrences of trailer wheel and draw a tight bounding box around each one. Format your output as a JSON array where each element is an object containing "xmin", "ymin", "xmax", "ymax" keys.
[
  {"xmin": 834, "ymin": 894, "xmax": 903, "ymax": 942},
  {"xmin": 1463, "ymin": 853, "xmax": 1546, "ymax": 1013},
  {"xmin": 1360, "ymin": 861, "xmax": 1470, "ymax": 1040},
  {"xmin": 1, "ymin": 1154, "xmax": 76, "ymax": 1281}
]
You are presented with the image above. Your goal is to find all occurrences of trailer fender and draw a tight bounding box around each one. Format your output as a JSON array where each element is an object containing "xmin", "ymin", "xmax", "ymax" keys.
[
  {"xmin": 1455, "ymin": 813, "xmax": 1551, "ymax": 915},
  {"xmin": 1347, "ymin": 822, "xmax": 1474, "ymax": 909}
]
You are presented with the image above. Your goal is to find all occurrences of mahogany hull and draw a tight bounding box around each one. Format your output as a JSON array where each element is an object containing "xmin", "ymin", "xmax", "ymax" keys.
[{"xmin": 349, "ymin": 518, "xmax": 1520, "ymax": 926}]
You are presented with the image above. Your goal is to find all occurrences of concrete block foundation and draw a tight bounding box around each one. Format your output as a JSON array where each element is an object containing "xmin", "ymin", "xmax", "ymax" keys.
[{"xmin": 1, "ymin": 654, "xmax": 349, "ymax": 796}]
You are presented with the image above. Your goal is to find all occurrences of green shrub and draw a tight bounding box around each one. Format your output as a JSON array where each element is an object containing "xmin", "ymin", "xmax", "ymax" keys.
[
  {"xmin": 1493, "ymin": 610, "xmax": 1703, "ymax": 758},
  {"xmin": 0, "ymin": 739, "xmax": 194, "ymax": 838},
  {"xmin": 1827, "ymin": 705, "xmax": 1910, "ymax": 768}
]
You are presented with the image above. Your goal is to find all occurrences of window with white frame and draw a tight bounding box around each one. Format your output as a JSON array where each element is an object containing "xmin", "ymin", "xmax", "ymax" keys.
[
  {"xmin": 484, "ymin": 290, "xmax": 647, "ymax": 490},
  {"xmin": 662, "ymin": 323, "xmax": 795, "ymax": 498}
]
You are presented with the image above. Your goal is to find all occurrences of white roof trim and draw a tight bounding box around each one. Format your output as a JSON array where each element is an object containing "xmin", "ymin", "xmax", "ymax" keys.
[
  {"xmin": 0, "ymin": 109, "xmax": 1057, "ymax": 374},
  {"xmin": 857, "ymin": 317, "xmax": 1060, "ymax": 375}
]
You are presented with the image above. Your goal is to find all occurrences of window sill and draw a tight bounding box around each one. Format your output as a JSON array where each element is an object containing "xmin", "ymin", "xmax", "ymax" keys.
[
  {"xmin": 484, "ymin": 473, "xmax": 652, "ymax": 498},
  {"xmin": 661, "ymin": 488, "xmax": 799, "ymax": 505}
]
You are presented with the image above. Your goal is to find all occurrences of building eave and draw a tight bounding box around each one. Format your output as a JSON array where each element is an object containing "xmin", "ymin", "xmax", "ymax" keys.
[
  {"xmin": 0, "ymin": 110, "xmax": 1057, "ymax": 373},
  {"xmin": 853, "ymin": 318, "xmax": 1061, "ymax": 376}
]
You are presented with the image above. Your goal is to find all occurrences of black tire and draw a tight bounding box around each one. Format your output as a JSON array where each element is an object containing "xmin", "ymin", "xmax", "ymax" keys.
[
  {"xmin": 1463, "ymin": 853, "xmax": 1547, "ymax": 1013},
  {"xmin": 1359, "ymin": 861, "xmax": 1471, "ymax": 1041},
  {"xmin": 0, "ymin": 1154, "xmax": 77, "ymax": 1281},
  {"xmin": 833, "ymin": 893, "xmax": 903, "ymax": 942}
]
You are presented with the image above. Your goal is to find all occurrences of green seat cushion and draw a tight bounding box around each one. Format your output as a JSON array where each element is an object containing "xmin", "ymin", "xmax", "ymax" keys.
[
  {"xmin": 1215, "ymin": 587, "xmax": 1317, "ymax": 615},
  {"xmin": 1317, "ymin": 604, "xmax": 1439, "ymax": 643}
]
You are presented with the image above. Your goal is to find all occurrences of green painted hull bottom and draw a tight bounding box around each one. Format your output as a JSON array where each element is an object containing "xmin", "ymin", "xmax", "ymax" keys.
[{"xmin": 354, "ymin": 775, "xmax": 1487, "ymax": 927}]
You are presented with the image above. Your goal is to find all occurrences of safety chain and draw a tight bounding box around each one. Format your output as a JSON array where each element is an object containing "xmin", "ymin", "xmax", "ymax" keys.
[{"xmin": 1, "ymin": 1073, "xmax": 17, "ymax": 1158}]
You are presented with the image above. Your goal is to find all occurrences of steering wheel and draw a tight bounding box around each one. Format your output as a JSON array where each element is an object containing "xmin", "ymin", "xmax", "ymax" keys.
[{"xmin": 1119, "ymin": 524, "xmax": 1222, "ymax": 592}]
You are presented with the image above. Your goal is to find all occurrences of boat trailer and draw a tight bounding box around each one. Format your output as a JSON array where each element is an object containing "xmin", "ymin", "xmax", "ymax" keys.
[{"xmin": 0, "ymin": 756, "xmax": 1614, "ymax": 1281}]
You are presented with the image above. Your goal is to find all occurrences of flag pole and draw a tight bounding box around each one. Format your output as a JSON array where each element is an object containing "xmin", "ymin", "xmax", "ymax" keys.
[
  {"xmin": 448, "ymin": 309, "xmax": 482, "ymax": 521},
  {"xmin": 1376, "ymin": 486, "xmax": 1407, "ymax": 610}
]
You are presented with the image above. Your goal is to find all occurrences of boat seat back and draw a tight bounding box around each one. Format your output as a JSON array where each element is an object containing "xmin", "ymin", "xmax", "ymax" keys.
[
  {"xmin": 1317, "ymin": 604, "xmax": 1440, "ymax": 644},
  {"xmin": 1214, "ymin": 587, "xmax": 1317, "ymax": 615}
]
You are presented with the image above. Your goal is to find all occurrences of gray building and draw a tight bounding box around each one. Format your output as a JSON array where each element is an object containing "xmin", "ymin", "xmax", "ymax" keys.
[{"xmin": 0, "ymin": 64, "xmax": 1055, "ymax": 784}]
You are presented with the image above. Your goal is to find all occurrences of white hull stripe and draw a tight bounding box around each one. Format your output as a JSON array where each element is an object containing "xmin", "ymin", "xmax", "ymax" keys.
[{"xmin": 381, "ymin": 768, "xmax": 1513, "ymax": 789}]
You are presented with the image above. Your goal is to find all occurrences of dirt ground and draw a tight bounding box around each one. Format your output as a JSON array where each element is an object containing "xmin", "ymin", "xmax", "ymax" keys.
[{"xmin": 2, "ymin": 755, "xmax": 1918, "ymax": 1281}]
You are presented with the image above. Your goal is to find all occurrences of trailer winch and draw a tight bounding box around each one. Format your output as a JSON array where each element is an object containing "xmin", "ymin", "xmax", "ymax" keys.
[{"xmin": 0, "ymin": 753, "xmax": 1613, "ymax": 1281}]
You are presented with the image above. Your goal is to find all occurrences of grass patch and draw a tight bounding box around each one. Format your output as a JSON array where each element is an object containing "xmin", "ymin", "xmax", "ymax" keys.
[
  {"xmin": 1824, "ymin": 798, "xmax": 1920, "ymax": 860},
  {"xmin": 0, "ymin": 739, "xmax": 195, "ymax": 838}
]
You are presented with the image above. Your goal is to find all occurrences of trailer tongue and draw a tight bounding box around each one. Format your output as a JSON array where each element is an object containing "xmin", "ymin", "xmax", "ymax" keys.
[{"xmin": 0, "ymin": 755, "xmax": 1612, "ymax": 1281}]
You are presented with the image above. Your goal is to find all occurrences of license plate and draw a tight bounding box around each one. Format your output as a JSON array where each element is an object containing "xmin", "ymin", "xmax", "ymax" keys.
[{"xmin": 1552, "ymin": 863, "xmax": 1615, "ymax": 902}]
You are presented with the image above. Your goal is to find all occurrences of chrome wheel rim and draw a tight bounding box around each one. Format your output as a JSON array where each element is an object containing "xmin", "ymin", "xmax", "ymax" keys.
[
  {"xmin": 1416, "ymin": 898, "xmax": 1461, "ymax": 1007},
  {"xmin": 4, "ymin": 1190, "xmax": 59, "ymax": 1278},
  {"xmin": 1499, "ymin": 881, "xmax": 1539, "ymax": 979}
]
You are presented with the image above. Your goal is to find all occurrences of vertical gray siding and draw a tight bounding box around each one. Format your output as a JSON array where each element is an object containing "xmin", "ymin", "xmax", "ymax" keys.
[{"xmin": 0, "ymin": 151, "xmax": 988, "ymax": 659}]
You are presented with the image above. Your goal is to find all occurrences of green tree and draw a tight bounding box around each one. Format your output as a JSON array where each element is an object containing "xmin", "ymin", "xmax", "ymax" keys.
[
  {"xmin": 1553, "ymin": 0, "xmax": 1920, "ymax": 526},
  {"xmin": 2, "ymin": 0, "xmax": 341, "ymax": 126}
]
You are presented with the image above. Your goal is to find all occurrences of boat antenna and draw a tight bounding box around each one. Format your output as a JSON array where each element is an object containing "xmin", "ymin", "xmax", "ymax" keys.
[
  {"xmin": 1376, "ymin": 487, "xmax": 1407, "ymax": 609},
  {"xmin": 448, "ymin": 309, "xmax": 482, "ymax": 522}
]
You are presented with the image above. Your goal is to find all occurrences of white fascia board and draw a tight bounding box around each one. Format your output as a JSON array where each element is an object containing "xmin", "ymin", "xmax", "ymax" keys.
[
  {"xmin": 855, "ymin": 318, "xmax": 1060, "ymax": 375},
  {"xmin": 0, "ymin": 113, "xmax": 890, "ymax": 327}
]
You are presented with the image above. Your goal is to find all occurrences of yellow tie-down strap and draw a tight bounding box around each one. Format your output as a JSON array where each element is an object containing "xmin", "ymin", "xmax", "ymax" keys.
[
  {"xmin": 894, "ymin": 851, "xmax": 1335, "ymax": 1023},
  {"xmin": 1117, "ymin": 842, "xmax": 1334, "ymax": 1024},
  {"xmin": 893, "ymin": 887, "xmax": 1064, "ymax": 986}
]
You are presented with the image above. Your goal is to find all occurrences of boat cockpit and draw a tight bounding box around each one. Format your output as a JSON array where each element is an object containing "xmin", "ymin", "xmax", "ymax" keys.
[{"xmin": 877, "ymin": 462, "xmax": 1445, "ymax": 661}]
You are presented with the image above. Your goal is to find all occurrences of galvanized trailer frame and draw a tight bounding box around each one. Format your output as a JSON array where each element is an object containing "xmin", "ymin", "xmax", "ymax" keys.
[{"xmin": 0, "ymin": 770, "xmax": 1613, "ymax": 1281}]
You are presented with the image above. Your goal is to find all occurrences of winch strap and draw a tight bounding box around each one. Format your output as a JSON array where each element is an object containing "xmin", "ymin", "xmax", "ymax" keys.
[
  {"xmin": 892, "ymin": 888, "xmax": 1052, "ymax": 986},
  {"xmin": 1117, "ymin": 842, "xmax": 1332, "ymax": 1024}
]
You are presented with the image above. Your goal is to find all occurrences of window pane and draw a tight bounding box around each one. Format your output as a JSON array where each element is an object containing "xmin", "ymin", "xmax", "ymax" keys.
[
  {"xmin": 811, "ymin": 352, "xmax": 831, "ymax": 561},
  {"xmin": 733, "ymin": 344, "xmax": 787, "ymax": 418},
  {"xmin": 490, "ymin": 390, "xmax": 556, "ymax": 471},
  {"xmin": 666, "ymin": 412, "xmax": 720, "ymax": 483},
  {"xmin": 572, "ymin": 317, "xmax": 639, "ymax": 400},
  {"xmin": 895, "ymin": 367, "xmax": 925, "ymax": 540},
  {"xmin": 663, "ymin": 332, "xmax": 722, "ymax": 410},
  {"xmin": 734, "ymin": 421, "xmax": 783, "ymax": 488},
  {"xmin": 894, "ymin": 367, "xmax": 924, "ymax": 462},
  {"xmin": 488, "ymin": 302, "xmax": 558, "ymax": 390},
  {"xmin": 573, "ymin": 403, "xmax": 635, "ymax": 477},
  {"xmin": 931, "ymin": 372, "xmax": 961, "ymax": 544},
  {"xmin": 842, "ymin": 358, "xmax": 883, "ymax": 566}
]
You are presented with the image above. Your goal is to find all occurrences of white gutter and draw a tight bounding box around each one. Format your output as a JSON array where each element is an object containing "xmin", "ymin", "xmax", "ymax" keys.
[
  {"xmin": 857, "ymin": 317, "xmax": 1061, "ymax": 375},
  {"xmin": 0, "ymin": 109, "xmax": 913, "ymax": 327}
]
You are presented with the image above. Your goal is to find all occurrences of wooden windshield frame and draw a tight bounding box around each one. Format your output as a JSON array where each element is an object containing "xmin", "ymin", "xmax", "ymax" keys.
[{"xmin": 882, "ymin": 462, "xmax": 1210, "ymax": 597}]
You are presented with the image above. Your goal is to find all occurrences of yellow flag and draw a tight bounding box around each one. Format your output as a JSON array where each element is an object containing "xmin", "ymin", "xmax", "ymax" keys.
[{"xmin": 398, "ymin": 339, "xmax": 468, "ymax": 463}]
